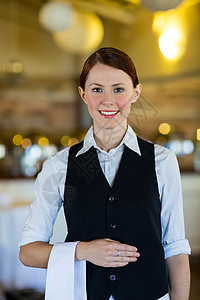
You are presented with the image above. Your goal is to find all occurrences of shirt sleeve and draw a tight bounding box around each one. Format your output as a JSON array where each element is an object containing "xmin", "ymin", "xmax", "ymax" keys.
[
  {"xmin": 18, "ymin": 148, "xmax": 69, "ymax": 247},
  {"xmin": 155, "ymin": 145, "xmax": 191, "ymax": 259}
]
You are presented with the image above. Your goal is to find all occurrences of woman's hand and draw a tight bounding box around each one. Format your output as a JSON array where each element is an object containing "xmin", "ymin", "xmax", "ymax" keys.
[{"xmin": 75, "ymin": 238, "xmax": 140, "ymax": 268}]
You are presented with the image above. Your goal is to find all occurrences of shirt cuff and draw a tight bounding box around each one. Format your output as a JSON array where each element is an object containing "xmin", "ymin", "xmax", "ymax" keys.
[
  {"xmin": 163, "ymin": 239, "xmax": 191, "ymax": 259},
  {"xmin": 45, "ymin": 241, "xmax": 87, "ymax": 300}
]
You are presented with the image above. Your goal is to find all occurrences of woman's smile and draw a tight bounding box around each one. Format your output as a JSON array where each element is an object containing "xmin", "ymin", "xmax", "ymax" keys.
[{"xmin": 98, "ymin": 110, "xmax": 120, "ymax": 118}]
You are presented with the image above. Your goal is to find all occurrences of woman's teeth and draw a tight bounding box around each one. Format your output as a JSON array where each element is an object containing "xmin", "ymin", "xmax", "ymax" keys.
[{"xmin": 99, "ymin": 110, "xmax": 118, "ymax": 115}]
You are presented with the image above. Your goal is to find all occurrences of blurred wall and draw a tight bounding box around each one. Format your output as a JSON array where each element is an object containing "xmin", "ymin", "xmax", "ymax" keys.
[
  {"xmin": 0, "ymin": 1, "xmax": 76, "ymax": 77},
  {"xmin": 0, "ymin": 1, "xmax": 199, "ymax": 78}
]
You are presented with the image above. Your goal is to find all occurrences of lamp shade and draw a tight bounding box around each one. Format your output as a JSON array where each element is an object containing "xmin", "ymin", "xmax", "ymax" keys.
[
  {"xmin": 53, "ymin": 11, "xmax": 104, "ymax": 54},
  {"xmin": 38, "ymin": 1, "xmax": 74, "ymax": 32},
  {"xmin": 141, "ymin": 0, "xmax": 183, "ymax": 11}
]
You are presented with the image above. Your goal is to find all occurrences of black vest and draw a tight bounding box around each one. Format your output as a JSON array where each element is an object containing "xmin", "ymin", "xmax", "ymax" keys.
[{"xmin": 64, "ymin": 136, "xmax": 168, "ymax": 300}]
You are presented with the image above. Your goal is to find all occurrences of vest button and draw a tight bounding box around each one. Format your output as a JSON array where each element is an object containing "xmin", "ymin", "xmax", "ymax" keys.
[
  {"xmin": 110, "ymin": 274, "xmax": 116, "ymax": 281},
  {"xmin": 110, "ymin": 223, "xmax": 117, "ymax": 229},
  {"xmin": 108, "ymin": 196, "xmax": 115, "ymax": 202}
]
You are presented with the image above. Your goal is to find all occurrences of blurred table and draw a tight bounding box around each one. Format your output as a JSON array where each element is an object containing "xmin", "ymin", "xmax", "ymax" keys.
[
  {"xmin": 0, "ymin": 179, "xmax": 67, "ymax": 292},
  {"xmin": 0, "ymin": 202, "xmax": 46, "ymax": 292}
]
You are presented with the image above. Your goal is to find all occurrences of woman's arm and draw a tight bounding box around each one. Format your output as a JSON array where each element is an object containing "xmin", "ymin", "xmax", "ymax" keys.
[
  {"xmin": 166, "ymin": 254, "xmax": 190, "ymax": 300},
  {"xmin": 19, "ymin": 238, "xmax": 140, "ymax": 269},
  {"xmin": 19, "ymin": 241, "xmax": 53, "ymax": 269}
]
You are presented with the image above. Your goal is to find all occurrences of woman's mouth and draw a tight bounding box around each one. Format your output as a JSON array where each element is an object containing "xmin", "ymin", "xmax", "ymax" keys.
[{"xmin": 98, "ymin": 110, "xmax": 119, "ymax": 118}]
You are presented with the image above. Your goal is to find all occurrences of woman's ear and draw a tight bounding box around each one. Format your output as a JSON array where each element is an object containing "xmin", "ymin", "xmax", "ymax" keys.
[
  {"xmin": 78, "ymin": 86, "xmax": 87, "ymax": 104},
  {"xmin": 131, "ymin": 83, "xmax": 142, "ymax": 104}
]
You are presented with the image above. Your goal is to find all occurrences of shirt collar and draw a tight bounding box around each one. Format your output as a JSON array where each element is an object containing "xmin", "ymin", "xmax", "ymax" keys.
[{"xmin": 76, "ymin": 125, "xmax": 141, "ymax": 157}]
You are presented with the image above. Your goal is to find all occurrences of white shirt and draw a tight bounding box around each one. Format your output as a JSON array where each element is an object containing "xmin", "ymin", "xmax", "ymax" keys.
[{"xmin": 19, "ymin": 125, "xmax": 191, "ymax": 300}]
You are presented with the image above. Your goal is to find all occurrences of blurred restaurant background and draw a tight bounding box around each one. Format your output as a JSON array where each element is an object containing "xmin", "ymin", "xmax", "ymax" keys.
[{"xmin": 0, "ymin": 0, "xmax": 199, "ymax": 299}]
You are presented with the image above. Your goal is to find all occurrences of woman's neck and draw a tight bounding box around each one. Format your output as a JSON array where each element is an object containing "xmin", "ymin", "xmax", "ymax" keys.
[{"xmin": 93, "ymin": 122, "xmax": 128, "ymax": 152}]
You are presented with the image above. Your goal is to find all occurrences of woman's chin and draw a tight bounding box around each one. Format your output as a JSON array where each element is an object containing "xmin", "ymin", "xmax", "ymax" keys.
[{"xmin": 94, "ymin": 119, "xmax": 126, "ymax": 131}]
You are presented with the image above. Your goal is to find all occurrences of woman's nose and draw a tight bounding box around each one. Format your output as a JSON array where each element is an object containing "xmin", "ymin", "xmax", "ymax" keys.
[{"xmin": 102, "ymin": 92, "xmax": 113, "ymax": 105}]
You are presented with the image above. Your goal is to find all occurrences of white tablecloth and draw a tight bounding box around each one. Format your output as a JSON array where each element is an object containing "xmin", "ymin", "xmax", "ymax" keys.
[{"xmin": 0, "ymin": 205, "xmax": 46, "ymax": 292}]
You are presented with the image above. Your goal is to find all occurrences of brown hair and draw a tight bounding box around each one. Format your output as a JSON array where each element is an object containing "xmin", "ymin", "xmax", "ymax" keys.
[{"xmin": 80, "ymin": 47, "xmax": 139, "ymax": 90}]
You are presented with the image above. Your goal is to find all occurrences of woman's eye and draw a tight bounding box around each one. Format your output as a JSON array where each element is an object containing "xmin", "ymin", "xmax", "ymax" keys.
[
  {"xmin": 92, "ymin": 88, "xmax": 102, "ymax": 93},
  {"xmin": 114, "ymin": 88, "xmax": 123, "ymax": 93}
]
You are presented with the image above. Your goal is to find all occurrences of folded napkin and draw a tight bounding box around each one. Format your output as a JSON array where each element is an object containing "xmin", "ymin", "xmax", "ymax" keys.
[{"xmin": 45, "ymin": 242, "xmax": 87, "ymax": 300}]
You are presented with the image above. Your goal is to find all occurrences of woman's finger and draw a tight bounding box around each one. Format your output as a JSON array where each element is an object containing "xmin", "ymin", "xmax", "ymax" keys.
[
  {"xmin": 107, "ymin": 262, "xmax": 129, "ymax": 267},
  {"xmin": 113, "ymin": 249, "xmax": 140, "ymax": 257},
  {"xmin": 111, "ymin": 256, "xmax": 138, "ymax": 263}
]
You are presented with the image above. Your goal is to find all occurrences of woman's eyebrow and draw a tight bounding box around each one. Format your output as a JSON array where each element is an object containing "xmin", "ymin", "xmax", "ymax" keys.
[
  {"xmin": 112, "ymin": 83, "xmax": 126, "ymax": 86},
  {"xmin": 89, "ymin": 83, "xmax": 126, "ymax": 87},
  {"xmin": 89, "ymin": 83, "xmax": 103, "ymax": 87}
]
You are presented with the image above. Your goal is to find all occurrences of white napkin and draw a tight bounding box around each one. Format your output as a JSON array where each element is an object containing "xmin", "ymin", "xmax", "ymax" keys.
[
  {"xmin": 45, "ymin": 242, "xmax": 169, "ymax": 300},
  {"xmin": 45, "ymin": 242, "xmax": 87, "ymax": 300}
]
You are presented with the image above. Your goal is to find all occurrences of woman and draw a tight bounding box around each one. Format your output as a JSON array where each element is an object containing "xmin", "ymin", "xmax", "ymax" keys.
[{"xmin": 19, "ymin": 47, "xmax": 191, "ymax": 300}]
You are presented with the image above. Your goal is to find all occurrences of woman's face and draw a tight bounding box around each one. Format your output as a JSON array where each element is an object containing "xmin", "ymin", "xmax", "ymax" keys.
[{"xmin": 79, "ymin": 63, "xmax": 141, "ymax": 131}]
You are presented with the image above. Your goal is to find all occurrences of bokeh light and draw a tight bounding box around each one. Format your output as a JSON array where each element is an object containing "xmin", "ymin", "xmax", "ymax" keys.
[
  {"xmin": 12, "ymin": 134, "xmax": 23, "ymax": 146},
  {"xmin": 38, "ymin": 137, "xmax": 49, "ymax": 148},
  {"xmin": 153, "ymin": 9, "xmax": 186, "ymax": 60},
  {"xmin": 4, "ymin": 60, "xmax": 24, "ymax": 74},
  {"xmin": 197, "ymin": 128, "xmax": 200, "ymax": 141},
  {"xmin": 159, "ymin": 123, "xmax": 171, "ymax": 135},
  {"xmin": 29, "ymin": 145, "xmax": 42, "ymax": 159},
  {"xmin": 61, "ymin": 135, "xmax": 70, "ymax": 147},
  {"xmin": 0, "ymin": 144, "xmax": 6, "ymax": 159},
  {"xmin": 38, "ymin": 1, "xmax": 74, "ymax": 32},
  {"xmin": 21, "ymin": 138, "xmax": 32, "ymax": 149},
  {"xmin": 167, "ymin": 139, "xmax": 194, "ymax": 156},
  {"xmin": 158, "ymin": 26, "xmax": 185, "ymax": 60}
]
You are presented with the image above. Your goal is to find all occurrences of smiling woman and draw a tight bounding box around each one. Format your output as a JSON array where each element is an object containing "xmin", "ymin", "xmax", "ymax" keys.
[
  {"xmin": 78, "ymin": 47, "xmax": 142, "ymax": 151},
  {"xmin": 19, "ymin": 47, "xmax": 191, "ymax": 300},
  {"xmin": 78, "ymin": 63, "xmax": 142, "ymax": 150}
]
